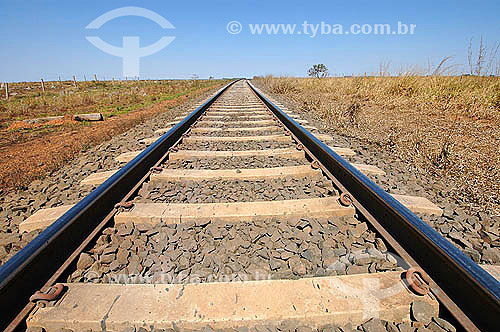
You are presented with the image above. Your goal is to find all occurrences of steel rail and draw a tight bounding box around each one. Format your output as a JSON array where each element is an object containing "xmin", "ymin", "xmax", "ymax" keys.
[
  {"xmin": 0, "ymin": 80, "xmax": 239, "ymax": 331},
  {"xmin": 246, "ymin": 84, "xmax": 477, "ymax": 330},
  {"xmin": 248, "ymin": 81, "xmax": 500, "ymax": 332}
]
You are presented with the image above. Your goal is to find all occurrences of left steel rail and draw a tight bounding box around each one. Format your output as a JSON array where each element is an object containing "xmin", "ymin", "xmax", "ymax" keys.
[{"xmin": 0, "ymin": 80, "xmax": 238, "ymax": 331}]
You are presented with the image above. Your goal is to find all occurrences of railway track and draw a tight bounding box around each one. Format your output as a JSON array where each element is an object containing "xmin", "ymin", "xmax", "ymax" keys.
[{"xmin": 0, "ymin": 80, "xmax": 499, "ymax": 331}]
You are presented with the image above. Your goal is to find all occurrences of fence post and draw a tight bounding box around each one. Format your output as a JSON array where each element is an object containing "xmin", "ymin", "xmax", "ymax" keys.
[
  {"xmin": 4, "ymin": 82, "xmax": 8, "ymax": 100},
  {"xmin": 41, "ymin": 79, "xmax": 45, "ymax": 93},
  {"xmin": 72, "ymin": 76, "xmax": 77, "ymax": 88}
]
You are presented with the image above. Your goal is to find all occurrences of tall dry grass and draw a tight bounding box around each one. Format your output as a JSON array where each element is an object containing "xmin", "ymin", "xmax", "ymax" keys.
[
  {"xmin": 258, "ymin": 75, "xmax": 500, "ymax": 122},
  {"xmin": 256, "ymin": 75, "xmax": 500, "ymax": 212}
]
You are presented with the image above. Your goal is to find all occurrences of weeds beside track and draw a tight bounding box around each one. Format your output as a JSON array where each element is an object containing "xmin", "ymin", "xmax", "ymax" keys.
[{"xmin": 255, "ymin": 75, "xmax": 500, "ymax": 213}]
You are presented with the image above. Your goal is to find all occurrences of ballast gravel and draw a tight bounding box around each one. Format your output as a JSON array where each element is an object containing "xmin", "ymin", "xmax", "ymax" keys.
[
  {"xmin": 165, "ymin": 156, "xmax": 310, "ymax": 170},
  {"xmin": 194, "ymin": 121, "xmax": 277, "ymax": 128},
  {"xmin": 179, "ymin": 140, "xmax": 294, "ymax": 151},
  {"xmin": 196, "ymin": 128, "xmax": 283, "ymax": 137},
  {"xmin": 69, "ymin": 215, "xmax": 399, "ymax": 284},
  {"xmin": 135, "ymin": 176, "xmax": 337, "ymax": 204}
]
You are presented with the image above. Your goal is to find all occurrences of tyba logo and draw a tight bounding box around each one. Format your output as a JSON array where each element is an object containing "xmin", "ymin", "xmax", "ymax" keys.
[{"xmin": 85, "ymin": 7, "xmax": 175, "ymax": 77}]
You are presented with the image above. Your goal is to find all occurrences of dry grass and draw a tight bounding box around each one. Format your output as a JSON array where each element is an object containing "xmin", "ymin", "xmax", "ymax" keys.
[
  {"xmin": 0, "ymin": 80, "xmax": 228, "ymax": 191},
  {"xmin": 0, "ymin": 80, "xmax": 220, "ymax": 147},
  {"xmin": 256, "ymin": 75, "xmax": 500, "ymax": 212}
]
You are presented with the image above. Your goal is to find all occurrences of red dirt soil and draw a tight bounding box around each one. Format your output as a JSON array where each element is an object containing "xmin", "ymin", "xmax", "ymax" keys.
[{"xmin": 0, "ymin": 88, "xmax": 214, "ymax": 192}]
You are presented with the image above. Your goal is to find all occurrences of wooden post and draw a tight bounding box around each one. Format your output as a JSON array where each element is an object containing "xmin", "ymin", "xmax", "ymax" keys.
[
  {"xmin": 4, "ymin": 82, "xmax": 8, "ymax": 100},
  {"xmin": 94, "ymin": 74, "xmax": 98, "ymax": 81},
  {"xmin": 41, "ymin": 79, "xmax": 45, "ymax": 93},
  {"xmin": 72, "ymin": 76, "xmax": 77, "ymax": 88}
]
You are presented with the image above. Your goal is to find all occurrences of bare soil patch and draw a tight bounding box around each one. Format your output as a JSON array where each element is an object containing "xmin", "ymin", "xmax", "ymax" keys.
[{"xmin": 0, "ymin": 81, "xmax": 227, "ymax": 191}]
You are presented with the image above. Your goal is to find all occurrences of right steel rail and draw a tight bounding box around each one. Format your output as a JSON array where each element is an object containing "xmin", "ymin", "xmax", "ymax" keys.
[{"xmin": 248, "ymin": 81, "xmax": 500, "ymax": 332}]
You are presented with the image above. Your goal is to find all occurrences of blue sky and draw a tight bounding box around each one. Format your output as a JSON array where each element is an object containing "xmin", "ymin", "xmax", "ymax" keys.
[{"xmin": 0, "ymin": 0, "xmax": 499, "ymax": 81}]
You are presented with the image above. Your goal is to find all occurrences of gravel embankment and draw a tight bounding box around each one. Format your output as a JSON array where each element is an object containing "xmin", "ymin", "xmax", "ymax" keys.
[
  {"xmin": 254, "ymin": 81, "xmax": 500, "ymax": 265},
  {"xmin": 0, "ymin": 87, "xmax": 223, "ymax": 266}
]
